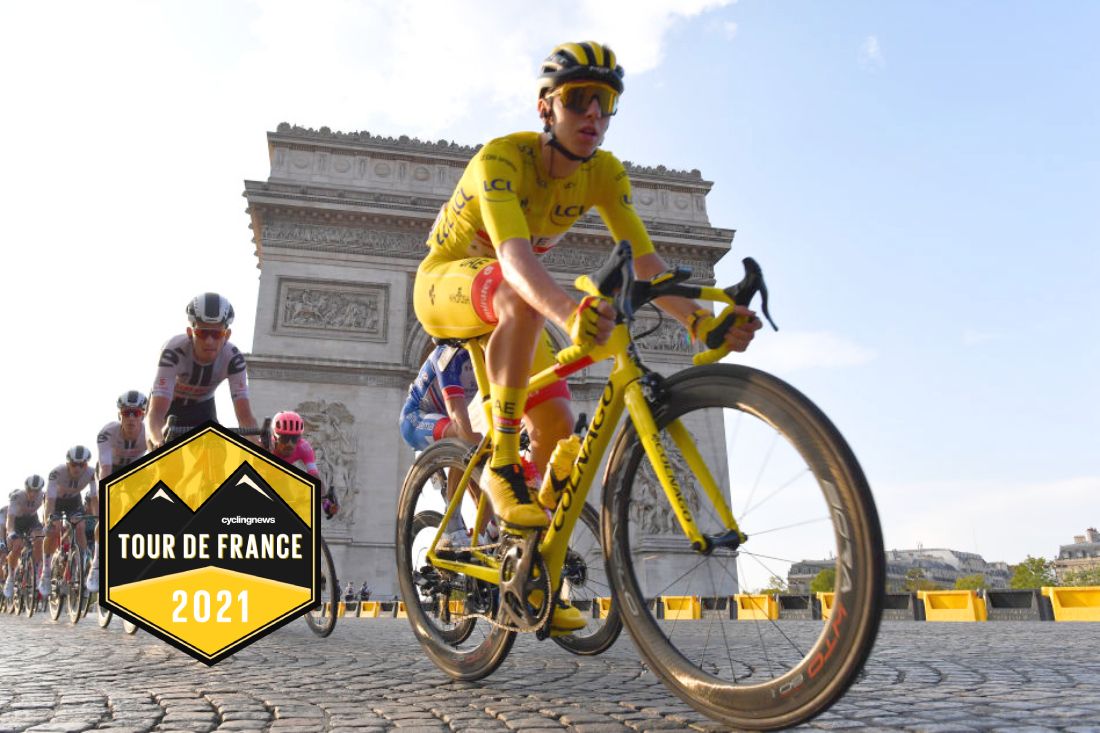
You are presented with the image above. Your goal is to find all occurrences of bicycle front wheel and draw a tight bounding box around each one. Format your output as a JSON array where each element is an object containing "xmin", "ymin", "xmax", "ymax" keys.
[
  {"xmin": 67, "ymin": 550, "xmax": 85, "ymax": 624},
  {"xmin": 604, "ymin": 364, "xmax": 884, "ymax": 730},
  {"xmin": 304, "ymin": 537, "xmax": 338, "ymax": 638},
  {"xmin": 396, "ymin": 439, "xmax": 515, "ymax": 681},
  {"xmin": 23, "ymin": 556, "xmax": 39, "ymax": 618},
  {"xmin": 47, "ymin": 554, "xmax": 63, "ymax": 621}
]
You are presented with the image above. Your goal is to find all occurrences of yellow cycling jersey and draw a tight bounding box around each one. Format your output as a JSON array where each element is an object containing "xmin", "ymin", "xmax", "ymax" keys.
[{"xmin": 426, "ymin": 131, "xmax": 655, "ymax": 260}]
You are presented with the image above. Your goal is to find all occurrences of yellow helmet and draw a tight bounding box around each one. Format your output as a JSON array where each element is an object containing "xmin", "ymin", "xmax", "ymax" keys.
[{"xmin": 538, "ymin": 41, "xmax": 624, "ymax": 98}]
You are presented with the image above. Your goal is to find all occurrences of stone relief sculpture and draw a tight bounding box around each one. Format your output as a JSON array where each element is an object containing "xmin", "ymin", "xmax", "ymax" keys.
[
  {"xmin": 634, "ymin": 319, "xmax": 695, "ymax": 355},
  {"xmin": 283, "ymin": 287, "xmax": 381, "ymax": 333},
  {"xmin": 296, "ymin": 400, "xmax": 358, "ymax": 528},
  {"xmin": 629, "ymin": 444, "xmax": 701, "ymax": 537}
]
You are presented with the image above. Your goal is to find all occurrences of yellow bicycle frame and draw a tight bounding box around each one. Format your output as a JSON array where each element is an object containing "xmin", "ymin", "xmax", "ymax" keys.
[{"xmin": 426, "ymin": 281, "xmax": 747, "ymax": 598}]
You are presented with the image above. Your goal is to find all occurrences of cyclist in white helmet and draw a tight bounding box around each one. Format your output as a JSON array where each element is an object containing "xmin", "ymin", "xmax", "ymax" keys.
[
  {"xmin": 86, "ymin": 390, "xmax": 150, "ymax": 593},
  {"xmin": 3, "ymin": 476, "xmax": 46, "ymax": 600},
  {"xmin": 42, "ymin": 446, "xmax": 95, "ymax": 597},
  {"xmin": 147, "ymin": 292, "xmax": 259, "ymax": 447}
]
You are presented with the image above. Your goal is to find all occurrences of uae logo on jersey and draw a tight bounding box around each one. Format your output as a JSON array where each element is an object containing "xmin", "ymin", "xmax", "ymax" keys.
[{"xmin": 99, "ymin": 422, "xmax": 320, "ymax": 665}]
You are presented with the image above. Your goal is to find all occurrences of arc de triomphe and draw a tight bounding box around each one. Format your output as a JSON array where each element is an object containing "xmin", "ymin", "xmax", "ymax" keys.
[{"xmin": 242, "ymin": 123, "xmax": 734, "ymax": 597}]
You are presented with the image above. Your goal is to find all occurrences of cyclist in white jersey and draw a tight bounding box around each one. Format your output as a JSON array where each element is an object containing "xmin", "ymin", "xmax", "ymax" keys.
[
  {"xmin": 4, "ymin": 476, "xmax": 46, "ymax": 599},
  {"xmin": 42, "ymin": 446, "xmax": 94, "ymax": 597},
  {"xmin": 87, "ymin": 390, "xmax": 150, "ymax": 592},
  {"xmin": 146, "ymin": 293, "xmax": 258, "ymax": 447}
]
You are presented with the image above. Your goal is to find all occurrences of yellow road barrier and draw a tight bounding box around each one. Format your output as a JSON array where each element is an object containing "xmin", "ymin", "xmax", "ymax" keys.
[
  {"xmin": 1042, "ymin": 586, "xmax": 1100, "ymax": 622},
  {"xmin": 358, "ymin": 601, "xmax": 381, "ymax": 618},
  {"xmin": 395, "ymin": 601, "xmax": 408, "ymax": 619},
  {"xmin": 597, "ymin": 597, "xmax": 613, "ymax": 619},
  {"xmin": 817, "ymin": 592, "xmax": 836, "ymax": 620},
  {"xmin": 661, "ymin": 596, "xmax": 701, "ymax": 620},
  {"xmin": 735, "ymin": 593, "xmax": 778, "ymax": 621},
  {"xmin": 917, "ymin": 590, "xmax": 987, "ymax": 622}
]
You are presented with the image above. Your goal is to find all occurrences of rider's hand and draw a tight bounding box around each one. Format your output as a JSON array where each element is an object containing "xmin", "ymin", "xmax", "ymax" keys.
[
  {"xmin": 322, "ymin": 491, "xmax": 339, "ymax": 520},
  {"xmin": 690, "ymin": 306, "xmax": 762, "ymax": 353},
  {"xmin": 565, "ymin": 296, "xmax": 615, "ymax": 348}
]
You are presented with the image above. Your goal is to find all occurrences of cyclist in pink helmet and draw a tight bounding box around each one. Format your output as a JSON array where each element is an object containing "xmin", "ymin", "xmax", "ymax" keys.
[{"xmin": 270, "ymin": 411, "xmax": 339, "ymax": 519}]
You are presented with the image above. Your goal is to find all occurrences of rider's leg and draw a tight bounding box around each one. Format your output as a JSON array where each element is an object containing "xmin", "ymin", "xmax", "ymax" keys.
[
  {"xmin": 87, "ymin": 524, "xmax": 100, "ymax": 593},
  {"xmin": 484, "ymin": 279, "xmax": 549, "ymax": 528},
  {"xmin": 524, "ymin": 397, "xmax": 573, "ymax": 476}
]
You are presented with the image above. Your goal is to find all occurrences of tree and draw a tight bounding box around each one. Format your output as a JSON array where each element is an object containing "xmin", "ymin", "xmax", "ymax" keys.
[
  {"xmin": 758, "ymin": 575, "xmax": 788, "ymax": 594},
  {"xmin": 1009, "ymin": 556, "xmax": 1056, "ymax": 589},
  {"xmin": 810, "ymin": 567, "xmax": 836, "ymax": 594},
  {"xmin": 955, "ymin": 573, "xmax": 988, "ymax": 591},
  {"xmin": 1061, "ymin": 566, "xmax": 1100, "ymax": 586},
  {"xmin": 904, "ymin": 567, "xmax": 940, "ymax": 592}
]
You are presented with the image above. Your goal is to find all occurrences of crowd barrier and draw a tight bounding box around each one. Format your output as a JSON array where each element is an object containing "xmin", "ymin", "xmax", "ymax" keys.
[
  {"xmin": 734, "ymin": 593, "xmax": 778, "ymax": 621},
  {"xmin": 1041, "ymin": 586, "xmax": 1100, "ymax": 622},
  {"xmin": 701, "ymin": 596, "xmax": 731, "ymax": 620},
  {"xmin": 883, "ymin": 592, "xmax": 921, "ymax": 621},
  {"xmin": 661, "ymin": 596, "xmax": 702, "ymax": 620},
  {"xmin": 917, "ymin": 590, "xmax": 988, "ymax": 622},
  {"xmin": 982, "ymin": 589, "xmax": 1049, "ymax": 621},
  {"xmin": 335, "ymin": 587, "xmax": 1099, "ymax": 623},
  {"xmin": 777, "ymin": 594, "xmax": 817, "ymax": 620}
]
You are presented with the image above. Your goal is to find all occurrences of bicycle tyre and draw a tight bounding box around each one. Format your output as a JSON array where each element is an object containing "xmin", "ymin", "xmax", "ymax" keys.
[
  {"xmin": 604, "ymin": 364, "xmax": 884, "ymax": 730},
  {"xmin": 411, "ymin": 510, "xmax": 477, "ymax": 646},
  {"xmin": 552, "ymin": 502, "xmax": 623, "ymax": 656},
  {"xmin": 97, "ymin": 600, "xmax": 113, "ymax": 628},
  {"xmin": 23, "ymin": 555, "xmax": 39, "ymax": 619},
  {"xmin": 304, "ymin": 537, "xmax": 338, "ymax": 638},
  {"xmin": 47, "ymin": 553, "xmax": 63, "ymax": 621},
  {"xmin": 67, "ymin": 549, "xmax": 85, "ymax": 624},
  {"xmin": 396, "ymin": 439, "xmax": 515, "ymax": 681},
  {"xmin": 123, "ymin": 619, "xmax": 138, "ymax": 634}
]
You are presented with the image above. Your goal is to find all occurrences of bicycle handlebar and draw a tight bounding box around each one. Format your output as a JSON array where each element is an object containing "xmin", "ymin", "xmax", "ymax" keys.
[
  {"xmin": 557, "ymin": 240, "xmax": 778, "ymax": 367},
  {"xmin": 163, "ymin": 415, "xmax": 272, "ymax": 441}
]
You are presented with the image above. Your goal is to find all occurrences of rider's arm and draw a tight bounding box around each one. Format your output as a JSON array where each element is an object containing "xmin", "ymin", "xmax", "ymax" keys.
[
  {"xmin": 146, "ymin": 395, "xmax": 171, "ymax": 448},
  {"xmin": 442, "ymin": 393, "xmax": 480, "ymax": 444},
  {"xmin": 96, "ymin": 428, "xmax": 114, "ymax": 482},
  {"xmin": 226, "ymin": 345, "xmax": 258, "ymax": 433},
  {"xmin": 598, "ymin": 157, "xmax": 760, "ymax": 352}
]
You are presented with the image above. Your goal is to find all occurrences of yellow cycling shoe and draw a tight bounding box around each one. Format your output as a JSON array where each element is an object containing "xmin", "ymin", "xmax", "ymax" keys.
[
  {"xmin": 528, "ymin": 590, "xmax": 588, "ymax": 632},
  {"xmin": 481, "ymin": 464, "xmax": 550, "ymax": 529}
]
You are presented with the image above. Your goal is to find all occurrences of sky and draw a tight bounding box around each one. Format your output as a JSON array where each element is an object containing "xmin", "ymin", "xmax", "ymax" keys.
[{"xmin": 1, "ymin": 1, "xmax": 1096, "ymax": 569}]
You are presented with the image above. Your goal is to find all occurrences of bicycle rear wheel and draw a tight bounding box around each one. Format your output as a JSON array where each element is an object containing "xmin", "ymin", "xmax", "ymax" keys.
[
  {"xmin": 97, "ymin": 599, "xmax": 113, "ymax": 628},
  {"xmin": 604, "ymin": 364, "xmax": 884, "ymax": 730},
  {"xmin": 396, "ymin": 439, "xmax": 515, "ymax": 681},
  {"xmin": 304, "ymin": 537, "xmax": 338, "ymax": 638},
  {"xmin": 552, "ymin": 502, "xmax": 622, "ymax": 656}
]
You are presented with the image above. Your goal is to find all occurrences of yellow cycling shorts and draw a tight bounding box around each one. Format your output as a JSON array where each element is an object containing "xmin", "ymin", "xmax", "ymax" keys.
[{"xmin": 413, "ymin": 248, "xmax": 569, "ymax": 402}]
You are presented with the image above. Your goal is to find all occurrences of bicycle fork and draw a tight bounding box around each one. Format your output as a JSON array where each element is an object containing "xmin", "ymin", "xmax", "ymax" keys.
[{"xmin": 622, "ymin": 380, "xmax": 746, "ymax": 554}]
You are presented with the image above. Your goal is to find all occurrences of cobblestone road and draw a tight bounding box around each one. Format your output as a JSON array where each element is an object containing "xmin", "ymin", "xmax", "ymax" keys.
[{"xmin": 0, "ymin": 613, "xmax": 1097, "ymax": 732}]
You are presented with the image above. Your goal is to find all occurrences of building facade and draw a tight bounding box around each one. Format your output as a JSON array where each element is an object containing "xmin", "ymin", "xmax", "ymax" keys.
[
  {"xmin": 241, "ymin": 124, "xmax": 736, "ymax": 596},
  {"xmin": 789, "ymin": 548, "xmax": 1012, "ymax": 593},
  {"xmin": 1055, "ymin": 528, "xmax": 1100, "ymax": 583}
]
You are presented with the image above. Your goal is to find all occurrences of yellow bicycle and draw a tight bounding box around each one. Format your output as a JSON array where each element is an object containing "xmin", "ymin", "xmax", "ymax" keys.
[{"xmin": 396, "ymin": 242, "xmax": 884, "ymax": 730}]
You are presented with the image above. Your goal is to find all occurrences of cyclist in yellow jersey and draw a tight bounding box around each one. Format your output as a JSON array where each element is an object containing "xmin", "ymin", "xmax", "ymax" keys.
[{"xmin": 413, "ymin": 41, "xmax": 761, "ymax": 547}]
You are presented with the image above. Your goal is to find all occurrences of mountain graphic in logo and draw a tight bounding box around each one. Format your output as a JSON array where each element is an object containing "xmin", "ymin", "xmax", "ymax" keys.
[{"xmin": 108, "ymin": 462, "xmax": 314, "ymax": 588}]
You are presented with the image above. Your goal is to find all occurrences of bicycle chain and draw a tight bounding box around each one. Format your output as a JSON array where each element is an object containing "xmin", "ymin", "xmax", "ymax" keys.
[{"xmin": 435, "ymin": 539, "xmax": 554, "ymax": 634}]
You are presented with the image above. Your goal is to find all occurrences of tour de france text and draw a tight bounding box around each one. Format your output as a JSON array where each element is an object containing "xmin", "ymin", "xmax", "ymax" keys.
[{"xmin": 114, "ymin": 533, "xmax": 304, "ymax": 560}]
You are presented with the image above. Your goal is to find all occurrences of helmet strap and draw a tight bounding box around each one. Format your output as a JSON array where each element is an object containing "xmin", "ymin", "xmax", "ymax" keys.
[{"xmin": 546, "ymin": 130, "xmax": 595, "ymax": 163}]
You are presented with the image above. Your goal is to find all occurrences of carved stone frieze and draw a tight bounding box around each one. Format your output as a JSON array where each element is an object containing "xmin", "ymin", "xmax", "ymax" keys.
[
  {"xmin": 633, "ymin": 318, "xmax": 695, "ymax": 355},
  {"xmin": 276, "ymin": 278, "xmax": 388, "ymax": 342},
  {"xmin": 629, "ymin": 445, "xmax": 702, "ymax": 537},
  {"xmin": 295, "ymin": 400, "xmax": 358, "ymax": 529}
]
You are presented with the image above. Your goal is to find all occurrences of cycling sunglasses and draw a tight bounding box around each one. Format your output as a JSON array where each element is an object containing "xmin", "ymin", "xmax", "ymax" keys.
[
  {"xmin": 551, "ymin": 81, "xmax": 619, "ymax": 117},
  {"xmin": 120, "ymin": 408, "xmax": 145, "ymax": 418},
  {"xmin": 276, "ymin": 434, "xmax": 301, "ymax": 445},
  {"xmin": 193, "ymin": 328, "xmax": 227, "ymax": 341}
]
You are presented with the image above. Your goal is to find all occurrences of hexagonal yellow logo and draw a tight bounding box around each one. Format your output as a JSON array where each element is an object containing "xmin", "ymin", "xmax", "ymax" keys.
[{"xmin": 101, "ymin": 422, "xmax": 319, "ymax": 665}]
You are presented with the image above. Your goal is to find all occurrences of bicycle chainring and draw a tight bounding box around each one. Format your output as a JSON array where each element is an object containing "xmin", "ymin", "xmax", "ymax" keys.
[{"xmin": 496, "ymin": 532, "xmax": 551, "ymax": 633}]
